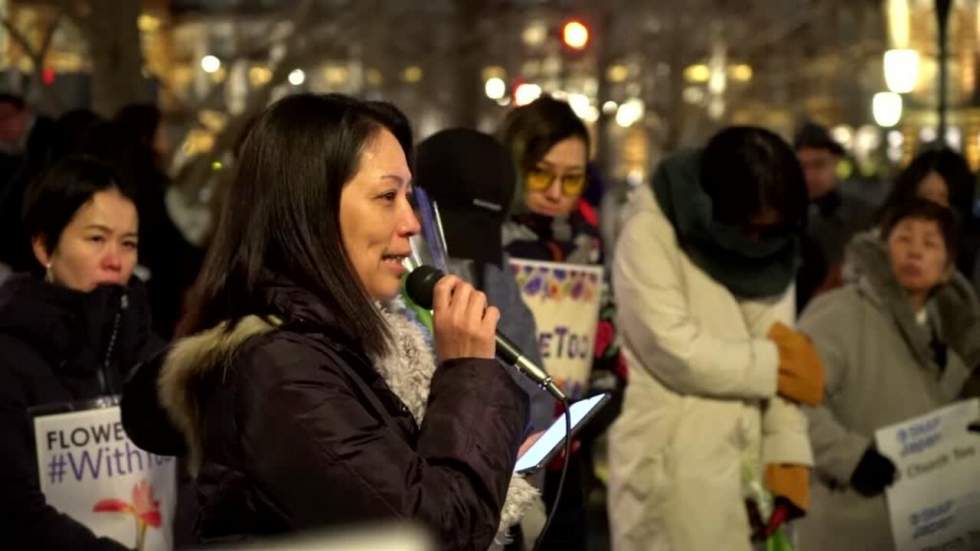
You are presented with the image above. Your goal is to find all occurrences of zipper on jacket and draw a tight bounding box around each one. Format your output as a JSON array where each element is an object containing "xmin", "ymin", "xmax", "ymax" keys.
[{"xmin": 99, "ymin": 292, "xmax": 128, "ymax": 395}]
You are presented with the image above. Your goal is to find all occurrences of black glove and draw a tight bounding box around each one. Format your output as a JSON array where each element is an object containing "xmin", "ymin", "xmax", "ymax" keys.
[{"xmin": 850, "ymin": 446, "xmax": 897, "ymax": 497}]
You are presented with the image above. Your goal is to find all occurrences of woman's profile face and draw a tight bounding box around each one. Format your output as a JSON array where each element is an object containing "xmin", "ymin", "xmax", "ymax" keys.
[
  {"xmin": 917, "ymin": 171, "xmax": 950, "ymax": 207},
  {"xmin": 524, "ymin": 136, "xmax": 587, "ymax": 218},
  {"xmin": 886, "ymin": 216, "xmax": 949, "ymax": 297},
  {"xmin": 339, "ymin": 128, "xmax": 420, "ymax": 301},
  {"xmin": 32, "ymin": 188, "xmax": 139, "ymax": 292}
]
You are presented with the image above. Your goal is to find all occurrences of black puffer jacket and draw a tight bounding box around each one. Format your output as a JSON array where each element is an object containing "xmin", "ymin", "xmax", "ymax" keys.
[
  {"xmin": 121, "ymin": 277, "xmax": 529, "ymax": 549},
  {"xmin": 0, "ymin": 274, "xmax": 159, "ymax": 550}
]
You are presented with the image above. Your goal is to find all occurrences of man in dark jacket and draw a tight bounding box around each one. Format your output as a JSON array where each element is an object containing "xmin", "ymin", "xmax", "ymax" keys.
[{"xmin": 794, "ymin": 122, "xmax": 875, "ymax": 310}]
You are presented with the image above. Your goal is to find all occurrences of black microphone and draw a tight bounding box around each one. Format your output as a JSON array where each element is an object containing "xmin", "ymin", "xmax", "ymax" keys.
[{"xmin": 405, "ymin": 265, "xmax": 566, "ymax": 401}]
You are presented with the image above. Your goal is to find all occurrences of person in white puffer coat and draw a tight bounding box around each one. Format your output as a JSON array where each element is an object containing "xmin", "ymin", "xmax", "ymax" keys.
[{"xmin": 608, "ymin": 127, "xmax": 825, "ymax": 550}]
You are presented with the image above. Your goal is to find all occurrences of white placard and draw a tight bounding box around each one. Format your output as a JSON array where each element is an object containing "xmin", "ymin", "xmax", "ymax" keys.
[
  {"xmin": 510, "ymin": 258, "xmax": 604, "ymax": 400},
  {"xmin": 34, "ymin": 405, "xmax": 176, "ymax": 551},
  {"xmin": 875, "ymin": 399, "xmax": 980, "ymax": 551}
]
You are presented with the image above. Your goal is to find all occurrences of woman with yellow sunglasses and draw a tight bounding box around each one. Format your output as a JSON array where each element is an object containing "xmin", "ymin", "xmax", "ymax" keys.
[
  {"xmin": 499, "ymin": 96, "xmax": 596, "ymax": 264},
  {"xmin": 498, "ymin": 95, "xmax": 626, "ymax": 551}
]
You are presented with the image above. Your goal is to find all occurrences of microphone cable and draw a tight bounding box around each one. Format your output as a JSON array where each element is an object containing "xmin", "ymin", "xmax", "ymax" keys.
[{"xmin": 532, "ymin": 396, "xmax": 572, "ymax": 551}]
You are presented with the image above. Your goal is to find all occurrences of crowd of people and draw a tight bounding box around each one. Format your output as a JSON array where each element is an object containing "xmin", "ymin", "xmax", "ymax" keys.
[{"xmin": 0, "ymin": 89, "xmax": 978, "ymax": 551}]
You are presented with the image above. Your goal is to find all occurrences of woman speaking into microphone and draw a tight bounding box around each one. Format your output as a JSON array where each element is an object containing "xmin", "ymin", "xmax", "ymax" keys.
[{"xmin": 120, "ymin": 94, "xmax": 530, "ymax": 549}]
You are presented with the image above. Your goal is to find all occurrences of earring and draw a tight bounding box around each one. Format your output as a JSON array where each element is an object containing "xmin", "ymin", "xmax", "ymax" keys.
[{"xmin": 44, "ymin": 262, "xmax": 53, "ymax": 283}]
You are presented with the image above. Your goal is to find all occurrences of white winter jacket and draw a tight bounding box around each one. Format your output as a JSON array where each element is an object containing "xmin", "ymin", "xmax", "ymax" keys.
[{"xmin": 607, "ymin": 185, "xmax": 813, "ymax": 551}]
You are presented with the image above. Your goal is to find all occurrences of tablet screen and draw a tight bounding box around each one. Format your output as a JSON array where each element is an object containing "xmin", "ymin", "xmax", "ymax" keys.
[{"xmin": 513, "ymin": 393, "xmax": 609, "ymax": 474}]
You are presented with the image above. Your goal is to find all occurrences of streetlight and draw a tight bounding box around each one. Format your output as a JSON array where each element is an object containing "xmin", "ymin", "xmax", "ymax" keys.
[
  {"xmin": 288, "ymin": 69, "xmax": 306, "ymax": 86},
  {"xmin": 561, "ymin": 20, "xmax": 589, "ymax": 51},
  {"xmin": 200, "ymin": 55, "xmax": 221, "ymax": 73},
  {"xmin": 485, "ymin": 77, "xmax": 506, "ymax": 100},
  {"xmin": 514, "ymin": 83, "xmax": 542, "ymax": 106},
  {"xmin": 873, "ymin": 92, "xmax": 903, "ymax": 127},
  {"xmin": 883, "ymin": 49, "xmax": 919, "ymax": 93},
  {"xmin": 936, "ymin": 0, "xmax": 951, "ymax": 143}
]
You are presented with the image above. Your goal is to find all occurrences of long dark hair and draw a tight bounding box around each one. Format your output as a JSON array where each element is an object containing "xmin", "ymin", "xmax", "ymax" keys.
[
  {"xmin": 183, "ymin": 94, "xmax": 406, "ymax": 356},
  {"xmin": 880, "ymin": 147, "xmax": 975, "ymax": 222}
]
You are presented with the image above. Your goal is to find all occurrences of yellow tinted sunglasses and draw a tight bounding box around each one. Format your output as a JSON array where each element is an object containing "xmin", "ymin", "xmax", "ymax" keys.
[{"xmin": 525, "ymin": 168, "xmax": 587, "ymax": 196}]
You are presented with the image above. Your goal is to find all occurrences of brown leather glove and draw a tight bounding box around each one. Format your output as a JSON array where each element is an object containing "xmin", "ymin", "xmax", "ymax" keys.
[
  {"xmin": 766, "ymin": 463, "xmax": 810, "ymax": 513},
  {"xmin": 768, "ymin": 322, "xmax": 825, "ymax": 406}
]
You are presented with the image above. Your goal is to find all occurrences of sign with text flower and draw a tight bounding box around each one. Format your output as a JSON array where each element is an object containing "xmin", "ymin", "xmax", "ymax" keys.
[
  {"xmin": 510, "ymin": 258, "xmax": 603, "ymax": 400},
  {"xmin": 34, "ymin": 404, "xmax": 177, "ymax": 550}
]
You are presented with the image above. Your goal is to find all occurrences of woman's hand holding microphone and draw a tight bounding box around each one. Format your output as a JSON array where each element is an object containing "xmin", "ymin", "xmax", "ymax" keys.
[{"xmin": 431, "ymin": 275, "xmax": 500, "ymax": 361}]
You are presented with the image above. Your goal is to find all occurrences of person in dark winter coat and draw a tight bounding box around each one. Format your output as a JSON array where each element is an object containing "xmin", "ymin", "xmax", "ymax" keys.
[
  {"xmin": 0, "ymin": 156, "xmax": 159, "ymax": 550},
  {"xmin": 120, "ymin": 94, "xmax": 529, "ymax": 550},
  {"xmin": 79, "ymin": 108, "xmax": 204, "ymax": 339},
  {"xmin": 793, "ymin": 122, "xmax": 875, "ymax": 311}
]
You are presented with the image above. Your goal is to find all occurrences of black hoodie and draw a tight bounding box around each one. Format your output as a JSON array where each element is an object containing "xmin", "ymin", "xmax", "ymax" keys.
[{"xmin": 0, "ymin": 274, "xmax": 160, "ymax": 550}]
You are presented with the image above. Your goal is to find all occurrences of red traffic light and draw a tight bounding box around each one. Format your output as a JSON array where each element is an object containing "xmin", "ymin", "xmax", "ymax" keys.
[{"xmin": 562, "ymin": 19, "xmax": 589, "ymax": 50}]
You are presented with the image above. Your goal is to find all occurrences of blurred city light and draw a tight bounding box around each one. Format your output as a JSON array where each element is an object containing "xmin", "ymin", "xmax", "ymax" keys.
[
  {"xmin": 855, "ymin": 125, "xmax": 882, "ymax": 154},
  {"xmin": 562, "ymin": 20, "xmax": 589, "ymax": 50},
  {"xmin": 886, "ymin": 129, "xmax": 904, "ymax": 148},
  {"xmin": 602, "ymin": 100, "xmax": 618, "ymax": 115},
  {"xmin": 323, "ymin": 66, "xmax": 350, "ymax": 85},
  {"xmin": 200, "ymin": 55, "xmax": 221, "ymax": 73},
  {"xmin": 872, "ymin": 91, "xmax": 902, "ymax": 127},
  {"xmin": 138, "ymin": 15, "xmax": 161, "ymax": 32},
  {"xmin": 514, "ymin": 83, "xmax": 542, "ymax": 106},
  {"xmin": 887, "ymin": 0, "xmax": 910, "ymax": 47},
  {"xmin": 883, "ymin": 49, "xmax": 919, "ymax": 93},
  {"xmin": 248, "ymin": 65, "xmax": 272, "ymax": 86},
  {"xmin": 288, "ymin": 69, "xmax": 306, "ymax": 86},
  {"xmin": 615, "ymin": 98, "xmax": 644, "ymax": 128},
  {"xmin": 568, "ymin": 93, "xmax": 591, "ymax": 118},
  {"xmin": 522, "ymin": 22, "xmax": 548, "ymax": 46},
  {"xmin": 366, "ymin": 68, "xmax": 384, "ymax": 86},
  {"xmin": 485, "ymin": 77, "xmax": 506, "ymax": 100},
  {"xmin": 481, "ymin": 66, "xmax": 507, "ymax": 81},
  {"xmin": 682, "ymin": 86, "xmax": 705, "ymax": 104},
  {"xmin": 831, "ymin": 125, "xmax": 854, "ymax": 150},
  {"xmin": 606, "ymin": 64, "xmax": 629, "ymax": 83},
  {"xmin": 729, "ymin": 64, "xmax": 753, "ymax": 82},
  {"xmin": 683, "ymin": 64, "xmax": 710, "ymax": 83},
  {"xmin": 402, "ymin": 66, "xmax": 423, "ymax": 83},
  {"xmin": 947, "ymin": 127, "xmax": 962, "ymax": 150}
]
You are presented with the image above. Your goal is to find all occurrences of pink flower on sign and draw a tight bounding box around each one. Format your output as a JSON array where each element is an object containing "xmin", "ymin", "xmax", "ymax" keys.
[{"xmin": 93, "ymin": 479, "xmax": 162, "ymax": 550}]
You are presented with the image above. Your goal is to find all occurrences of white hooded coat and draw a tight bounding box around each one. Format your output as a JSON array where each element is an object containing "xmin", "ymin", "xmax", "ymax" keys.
[{"xmin": 607, "ymin": 184, "xmax": 813, "ymax": 550}]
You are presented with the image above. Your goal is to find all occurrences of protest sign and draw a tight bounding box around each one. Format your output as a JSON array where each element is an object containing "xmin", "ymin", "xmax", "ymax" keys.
[
  {"xmin": 510, "ymin": 258, "xmax": 603, "ymax": 400},
  {"xmin": 34, "ymin": 405, "xmax": 176, "ymax": 551},
  {"xmin": 875, "ymin": 399, "xmax": 980, "ymax": 551}
]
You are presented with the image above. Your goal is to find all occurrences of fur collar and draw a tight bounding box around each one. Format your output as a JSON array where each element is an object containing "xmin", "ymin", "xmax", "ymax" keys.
[
  {"xmin": 843, "ymin": 232, "xmax": 943, "ymax": 370},
  {"xmin": 157, "ymin": 315, "xmax": 279, "ymax": 475},
  {"xmin": 157, "ymin": 305, "xmax": 537, "ymax": 548}
]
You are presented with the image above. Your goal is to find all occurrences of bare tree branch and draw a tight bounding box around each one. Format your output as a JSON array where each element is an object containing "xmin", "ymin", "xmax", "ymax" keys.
[
  {"xmin": 1, "ymin": 10, "xmax": 65, "ymax": 111},
  {"xmin": 1, "ymin": 17, "xmax": 39, "ymax": 59}
]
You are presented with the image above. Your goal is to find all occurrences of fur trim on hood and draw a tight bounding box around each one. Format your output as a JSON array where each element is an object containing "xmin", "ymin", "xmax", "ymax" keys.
[
  {"xmin": 157, "ymin": 315, "xmax": 279, "ymax": 475},
  {"xmin": 156, "ymin": 306, "xmax": 537, "ymax": 549},
  {"xmin": 842, "ymin": 231, "xmax": 977, "ymax": 371}
]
